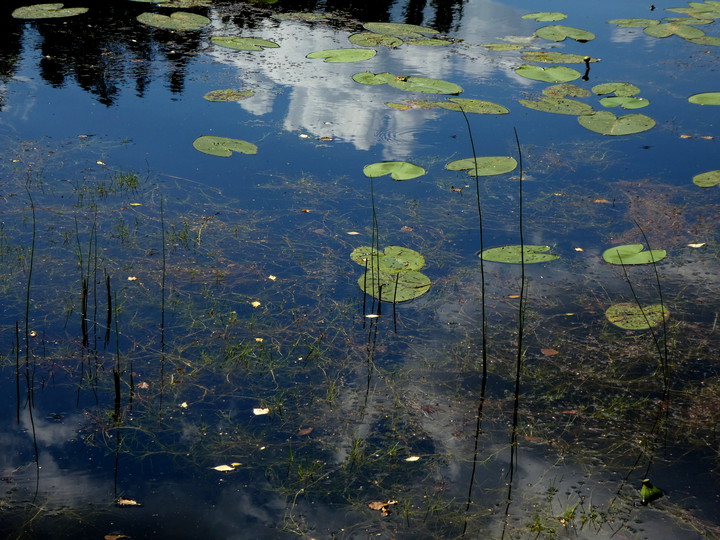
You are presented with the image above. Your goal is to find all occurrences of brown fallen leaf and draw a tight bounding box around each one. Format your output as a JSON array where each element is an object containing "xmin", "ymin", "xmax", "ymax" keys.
[
  {"xmin": 368, "ymin": 500, "xmax": 398, "ymax": 516},
  {"xmin": 400, "ymin": 225, "xmax": 414, "ymax": 232},
  {"xmin": 116, "ymin": 497, "xmax": 142, "ymax": 507},
  {"xmin": 297, "ymin": 427, "xmax": 314, "ymax": 436},
  {"xmin": 540, "ymin": 348, "xmax": 559, "ymax": 356},
  {"xmin": 450, "ymin": 186, "xmax": 463, "ymax": 193},
  {"xmin": 105, "ymin": 535, "xmax": 131, "ymax": 540},
  {"xmin": 592, "ymin": 198, "xmax": 612, "ymax": 204}
]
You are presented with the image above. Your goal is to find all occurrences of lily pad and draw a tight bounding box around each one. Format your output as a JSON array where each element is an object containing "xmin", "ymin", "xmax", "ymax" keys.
[
  {"xmin": 203, "ymin": 89, "xmax": 254, "ymax": 102},
  {"xmin": 437, "ymin": 98, "xmax": 509, "ymax": 114},
  {"xmin": 446, "ymin": 156, "xmax": 518, "ymax": 176},
  {"xmin": 693, "ymin": 170, "xmax": 720, "ymax": 187},
  {"xmin": 578, "ymin": 111, "xmax": 656, "ymax": 135},
  {"xmin": 12, "ymin": 3, "xmax": 88, "ymax": 18},
  {"xmin": 519, "ymin": 96, "xmax": 594, "ymax": 115},
  {"xmin": 535, "ymin": 25, "xmax": 596, "ymax": 42},
  {"xmin": 136, "ymin": 11, "xmax": 210, "ymax": 30},
  {"xmin": 348, "ymin": 32, "xmax": 403, "ymax": 48},
  {"xmin": 274, "ymin": 12, "xmax": 329, "ymax": 22},
  {"xmin": 351, "ymin": 245, "xmax": 425, "ymax": 273},
  {"xmin": 403, "ymin": 37, "xmax": 453, "ymax": 46},
  {"xmin": 363, "ymin": 162, "xmax": 427, "ymax": 181},
  {"xmin": 687, "ymin": 36, "xmax": 720, "ymax": 46},
  {"xmin": 599, "ymin": 96, "xmax": 650, "ymax": 109},
  {"xmin": 644, "ymin": 22, "xmax": 705, "ymax": 39},
  {"xmin": 543, "ymin": 84, "xmax": 591, "ymax": 98},
  {"xmin": 515, "ymin": 64, "xmax": 581, "ymax": 83},
  {"xmin": 211, "ymin": 36, "xmax": 280, "ymax": 51},
  {"xmin": 608, "ymin": 18, "xmax": 660, "ymax": 28},
  {"xmin": 521, "ymin": 51, "xmax": 599, "ymax": 64},
  {"xmin": 480, "ymin": 245, "xmax": 560, "ymax": 264},
  {"xmin": 306, "ymin": 48, "xmax": 376, "ymax": 63},
  {"xmin": 363, "ymin": 22, "xmax": 438, "ymax": 38},
  {"xmin": 689, "ymin": 92, "xmax": 720, "ymax": 105},
  {"xmin": 358, "ymin": 270, "xmax": 431, "ymax": 302},
  {"xmin": 522, "ymin": 12, "xmax": 567, "ymax": 22},
  {"xmin": 192, "ymin": 136, "xmax": 258, "ymax": 157},
  {"xmin": 481, "ymin": 43, "xmax": 525, "ymax": 51},
  {"xmin": 592, "ymin": 82, "xmax": 641, "ymax": 97},
  {"xmin": 602, "ymin": 244, "xmax": 667, "ymax": 265},
  {"xmin": 605, "ymin": 302, "xmax": 669, "ymax": 330},
  {"xmin": 352, "ymin": 71, "xmax": 396, "ymax": 86},
  {"xmin": 389, "ymin": 76, "xmax": 462, "ymax": 94}
]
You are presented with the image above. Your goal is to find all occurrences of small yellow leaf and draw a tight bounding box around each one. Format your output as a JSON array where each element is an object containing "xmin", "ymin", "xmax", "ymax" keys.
[
  {"xmin": 211, "ymin": 464, "xmax": 235, "ymax": 472},
  {"xmin": 404, "ymin": 456, "xmax": 420, "ymax": 462},
  {"xmin": 688, "ymin": 243, "xmax": 706, "ymax": 248},
  {"xmin": 253, "ymin": 408, "xmax": 270, "ymax": 415},
  {"xmin": 507, "ymin": 294, "xmax": 520, "ymax": 299},
  {"xmin": 254, "ymin": 337, "xmax": 264, "ymax": 342},
  {"xmin": 97, "ymin": 160, "xmax": 107, "ymax": 166},
  {"xmin": 347, "ymin": 231, "xmax": 360, "ymax": 235},
  {"xmin": 574, "ymin": 247, "xmax": 584, "ymax": 252},
  {"xmin": 268, "ymin": 275, "xmax": 277, "ymax": 281},
  {"xmin": 250, "ymin": 301, "xmax": 261, "ymax": 308},
  {"xmin": 116, "ymin": 497, "xmax": 142, "ymax": 506},
  {"xmin": 127, "ymin": 276, "xmax": 138, "ymax": 281},
  {"xmin": 365, "ymin": 314, "xmax": 380, "ymax": 318},
  {"xmin": 129, "ymin": 202, "xmax": 142, "ymax": 206},
  {"xmin": 231, "ymin": 462, "xmax": 242, "ymax": 467},
  {"xmin": 179, "ymin": 402, "xmax": 188, "ymax": 409}
]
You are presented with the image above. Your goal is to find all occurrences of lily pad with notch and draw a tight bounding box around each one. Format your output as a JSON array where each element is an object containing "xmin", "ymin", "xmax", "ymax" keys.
[
  {"xmin": 592, "ymin": 82, "xmax": 641, "ymax": 97},
  {"xmin": 211, "ymin": 36, "xmax": 280, "ymax": 51},
  {"xmin": 480, "ymin": 245, "xmax": 560, "ymax": 264},
  {"xmin": 535, "ymin": 25, "xmax": 596, "ymax": 42},
  {"xmin": 437, "ymin": 98, "xmax": 509, "ymax": 114},
  {"xmin": 515, "ymin": 64, "xmax": 582, "ymax": 83},
  {"xmin": 446, "ymin": 156, "xmax": 518, "ymax": 176},
  {"xmin": 600, "ymin": 96, "xmax": 650, "ymax": 109},
  {"xmin": 605, "ymin": 302, "xmax": 669, "ymax": 330},
  {"xmin": 136, "ymin": 11, "xmax": 210, "ymax": 30},
  {"xmin": 644, "ymin": 22, "xmax": 705, "ymax": 39},
  {"xmin": 363, "ymin": 22, "xmax": 439, "ymax": 38},
  {"xmin": 192, "ymin": 136, "xmax": 258, "ymax": 157},
  {"xmin": 358, "ymin": 270, "xmax": 431, "ymax": 302},
  {"xmin": 519, "ymin": 96, "xmax": 594, "ymax": 115},
  {"xmin": 12, "ymin": 3, "xmax": 88, "ymax": 18},
  {"xmin": 578, "ymin": 111, "xmax": 655, "ymax": 135},
  {"xmin": 602, "ymin": 244, "xmax": 666, "ymax": 264},
  {"xmin": 363, "ymin": 162, "xmax": 427, "ymax": 181},
  {"xmin": 522, "ymin": 12, "xmax": 567, "ymax": 22},
  {"xmin": 351, "ymin": 245, "xmax": 425, "ymax": 273},
  {"xmin": 608, "ymin": 18, "xmax": 661, "ymax": 28}
]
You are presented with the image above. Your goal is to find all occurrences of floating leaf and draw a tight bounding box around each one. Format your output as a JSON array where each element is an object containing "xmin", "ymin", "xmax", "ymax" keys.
[
  {"xmin": 12, "ymin": 3, "xmax": 88, "ymax": 18},
  {"xmin": 688, "ymin": 92, "xmax": 720, "ymax": 105},
  {"xmin": 253, "ymin": 407, "xmax": 270, "ymax": 415},
  {"xmin": 592, "ymin": 82, "xmax": 641, "ymax": 97},
  {"xmin": 389, "ymin": 76, "xmax": 463, "ymax": 94},
  {"xmin": 599, "ymin": 96, "xmax": 650, "ymax": 109},
  {"xmin": 481, "ymin": 43, "xmax": 525, "ymax": 51},
  {"xmin": 274, "ymin": 12, "xmax": 328, "ymax": 22},
  {"xmin": 358, "ymin": 269, "xmax": 431, "ymax": 302},
  {"xmin": 515, "ymin": 64, "xmax": 581, "ymax": 83},
  {"xmin": 519, "ymin": 96, "xmax": 594, "ymax": 115},
  {"xmin": 522, "ymin": 51, "xmax": 599, "ymax": 64},
  {"xmin": 437, "ymin": 98, "xmax": 509, "ymax": 114},
  {"xmin": 522, "ymin": 12, "xmax": 567, "ymax": 22},
  {"xmin": 363, "ymin": 161, "xmax": 427, "ymax": 181},
  {"xmin": 446, "ymin": 156, "xmax": 518, "ymax": 176},
  {"xmin": 363, "ymin": 22, "xmax": 438, "ymax": 37},
  {"xmin": 693, "ymin": 170, "xmax": 720, "ymax": 187},
  {"xmin": 306, "ymin": 48, "xmax": 376, "ymax": 63},
  {"xmin": 348, "ymin": 32, "xmax": 403, "ymax": 48},
  {"xmin": 687, "ymin": 35, "xmax": 720, "ymax": 46},
  {"xmin": 578, "ymin": 111, "xmax": 655, "ymax": 135},
  {"xmin": 136, "ymin": 11, "xmax": 210, "ymax": 30},
  {"xmin": 352, "ymin": 71, "xmax": 397, "ymax": 85},
  {"xmin": 350, "ymin": 245, "xmax": 425, "ymax": 272},
  {"xmin": 480, "ymin": 245, "xmax": 559, "ymax": 264},
  {"xmin": 116, "ymin": 497, "xmax": 143, "ymax": 507},
  {"xmin": 644, "ymin": 22, "xmax": 705, "ymax": 39},
  {"xmin": 608, "ymin": 18, "xmax": 660, "ymax": 28},
  {"xmin": 211, "ymin": 36, "xmax": 280, "ymax": 50},
  {"xmin": 192, "ymin": 136, "xmax": 258, "ymax": 157},
  {"xmin": 203, "ymin": 89, "xmax": 254, "ymax": 102},
  {"xmin": 543, "ymin": 84, "xmax": 591, "ymax": 98},
  {"xmin": 639, "ymin": 479, "xmax": 664, "ymax": 504},
  {"xmin": 605, "ymin": 303, "xmax": 669, "ymax": 330},
  {"xmin": 535, "ymin": 25, "xmax": 596, "ymax": 42},
  {"xmin": 404, "ymin": 37, "xmax": 452, "ymax": 46},
  {"xmin": 211, "ymin": 464, "xmax": 236, "ymax": 472},
  {"xmin": 602, "ymin": 244, "xmax": 667, "ymax": 264}
]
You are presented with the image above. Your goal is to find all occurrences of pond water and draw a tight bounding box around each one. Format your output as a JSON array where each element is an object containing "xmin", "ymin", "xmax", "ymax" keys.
[{"xmin": 1, "ymin": 0, "xmax": 719, "ymax": 538}]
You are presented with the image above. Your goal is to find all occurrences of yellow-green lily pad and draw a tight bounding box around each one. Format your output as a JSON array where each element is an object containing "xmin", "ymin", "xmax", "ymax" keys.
[
  {"xmin": 519, "ymin": 96, "xmax": 594, "ymax": 115},
  {"xmin": 363, "ymin": 22, "xmax": 438, "ymax": 38},
  {"xmin": 358, "ymin": 269, "xmax": 431, "ymax": 302},
  {"xmin": 12, "ymin": 3, "xmax": 88, "ymax": 18},
  {"xmin": 689, "ymin": 92, "xmax": 720, "ymax": 105},
  {"xmin": 515, "ymin": 64, "xmax": 582, "ymax": 83},
  {"xmin": 602, "ymin": 244, "xmax": 666, "ymax": 264},
  {"xmin": 363, "ymin": 161, "xmax": 427, "ymax": 181},
  {"xmin": 203, "ymin": 89, "xmax": 254, "ymax": 102},
  {"xmin": 192, "ymin": 136, "xmax": 258, "ymax": 157},
  {"xmin": 535, "ymin": 25, "xmax": 595, "ymax": 42},
  {"xmin": 578, "ymin": 111, "xmax": 655, "ymax": 136},
  {"xmin": 136, "ymin": 11, "xmax": 210, "ymax": 30},
  {"xmin": 211, "ymin": 36, "xmax": 280, "ymax": 50},
  {"xmin": 600, "ymin": 96, "xmax": 650, "ymax": 109},
  {"xmin": 693, "ymin": 170, "xmax": 720, "ymax": 187},
  {"xmin": 480, "ymin": 245, "xmax": 560, "ymax": 264},
  {"xmin": 605, "ymin": 303, "xmax": 669, "ymax": 330},
  {"xmin": 348, "ymin": 32, "xmax": 403, "ymax": 48},
  {"xmin": 306, "ymin": 48, "xmax": 376, "ymax": 63},
  {"xmin": 446, "ymin": 156, "xmax": 518, "ymax": 176}
]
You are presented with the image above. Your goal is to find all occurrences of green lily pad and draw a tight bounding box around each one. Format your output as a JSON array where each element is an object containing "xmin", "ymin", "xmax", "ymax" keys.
[
  {"xmin": 136, "ymin": 11, "xmax": 210, "ymax": 30},
  {"xmin": 446, "ymin": 156, "xmax": 518, "ymax": 176},
  {"xmin": 389, "ymin": 76, "xmax": 463, "ymax": 94},
  {"xmin": 385, "ymin": 100, "xmax": 438, "ymax": 110},
  {"xmin": 535, "ymin": 25, "xmax": 596, "ymax": 42},
  {"xmin": 644, "ymin": 22, "xmax": 705, "ymax": 39},
  {"xmin": 274, "ymin": 12, "xmax": 329, "ymax": 22},
  {"xmin": 363, "ymin": 22, "xmax": 438, "ymax": 38},
  {"xmin": 578, "ymin": 111, "xmax": 656, "ymax": 135},
  {"xmin": 605, "ymin": 303, "xmax": 669, "ymax": 330},
  {"xmin": 663, "ymin": 16, "xmax": 714, "ymax": 24},
  {"xmin": 211, "ymin": 36, "xmax": 280, "ymax": 51},
  {"xmin": 689, "ymin": 92, "xmax": 720, "ymax": 105},
  {"xmin": 693, "ymin": 170, "xmax": 720, "ymax": 187},
  {"xmin": 348, "ymin": 32, "xmax": 403, "ymax": 48},
  {"xmin": 192, "ymin": 136, "xmax": 258, "ymax": 157},
  {"xmin": 521, "ymin": 51, "xmax": 599, "ymax": 64},
  {"xmin": 138, "ymin": 0, "xmax": 211, "ymax": 6},
  {"xmin": 481, "ymin": 43, "xmax": 525, "ymax": 51},
  {"xmin": 602, "ymin": 244, "xmax": 667, "ymax": 265},
  {"xmin": 12, "ymin": 3, "xmax": 88, "ymax": 18},
  {"xmin": 203, "ymin": 89, "xmax": 254, "ymax": 102},
  {"xmin": 363, "ymin": 161, "xmax": 427, "ymax": 181},
  {"xmin": 687, "ymin": 36, "xmax": 720, "ymax": 46},
  {"xmin": 480, "ymin": 245, "xmax": 560, "ymax": 264},
  {"xmin": 608, "ymin": 18, "xmax": 660, "ymax": 28},
  {"xmin": 543, "ymin": 84, "xmax": 591, "ymax": 98},
  {"xmin": 592, "ymin": 82, "xmax": 641, "ymax": 97},
  {"xmin": 522, "ymin": 12, "xmax": 567, "ymax": 22},
  {"xmin": 519, "ymin": 96, "xmax": 595, "ymax": 115},
  {"xmin": 352, "ymin": 71, "xmax": 397, "ymax": 86},
  {"xmin": 358, "ymin": 270, "xmax": 431, "ymax": 302},
  {"xmin": 639, "ymin": 479, "xmax": 664, "ymax": 504},
  {"xmin": 515, "ymin": 64, "xmax": 581, "ymax": 83},
  {"xmin": 437, "ymin": 98, "xmax": 509, "ymax": 114},
  {"xmin": 403, "ymin": 37, "xmax": 452, "ymax": 46},
  {"xmin": 306, "ymin": 48, "xmax": 376, "ymax": 63},
  {"xmin": 600, "ymin": 96, "xmax": 650, "ymax": 109},
  {"xmin": 350, "ymin": 245, "xmax": 425, "ymax": 273}
]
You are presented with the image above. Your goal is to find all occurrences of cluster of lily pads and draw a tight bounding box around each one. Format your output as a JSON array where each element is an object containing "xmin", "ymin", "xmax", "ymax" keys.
[{"xmin": 350, "ymin": 245, "xmax": 431, "ymax": 302}]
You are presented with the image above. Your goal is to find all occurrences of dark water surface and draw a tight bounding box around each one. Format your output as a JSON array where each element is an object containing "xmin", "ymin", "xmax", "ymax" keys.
[{"xmin": 1, "ymin": 0, "xmax": 719, "ymax": 538}]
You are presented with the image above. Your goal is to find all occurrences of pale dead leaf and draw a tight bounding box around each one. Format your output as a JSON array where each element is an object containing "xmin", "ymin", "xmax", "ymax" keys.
[
  {"xmin": 253, "ymin": 408, "xmax": 270, "ymax": 416},
  {"xmin": 129, "ymin": 202, "xmax": 142, "ymax": 206},
  {"xmin": 297, "ymin": 427, "xmax": 314, "ymax": 436},
  {"xmin": 179, "ymin": 402, "xmax": 188, "ymax": 409},
  {"xmin": 573, "ymin": 247, "xmax": 584, "ymax": 252},
  {"xmin": 231, "ymin": 462, "xmax": 242, "ymax": 467},
  {"xmin": 97, "ymin": 160, "xmax": 107, "ymax": 166},
  {"xmin": 268, "ymin": 275, "xmax": 277, "ymax": 281},
  {"xmin": 104, "ymin": 534, "xmax": 131, "ymax": 540},
  {"xmin": 211, "ymin": 464, "xmax": 235, "ymax": 472},
  {"xmin": 400, "ymin": 225, "xmax": 414, "ymax": 232},
  {"xmin": 347, "ymin": 231, "xmax": 360, "ymax": 235},
  {"xmin": 250, "ymin": 301, "xmax": 261, "ymax": 308},
  {"xmin": 365, "ymin": 314, "xmax": 380, "ymax": 318},
  {"xmin": 688, "ymin": 243, "xmax": 706, "ymax": 248},
  {"xmin": 116, "ymin": 497, "xmax": 142, "ymax": 507},
  {"xmin": 136, "ymin": 381, "xmax": 150, "ymax": 390},
  {"xmin": 255, "ymin": 337, "xmax": 264, "ymax": 342},
  {"xmin": 127, "ymin": 276, "xmax": 138, "ymax": 281},
  {"xmin": 404, "ymin": 456, "xmax": 420, "ymax": 462}
]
